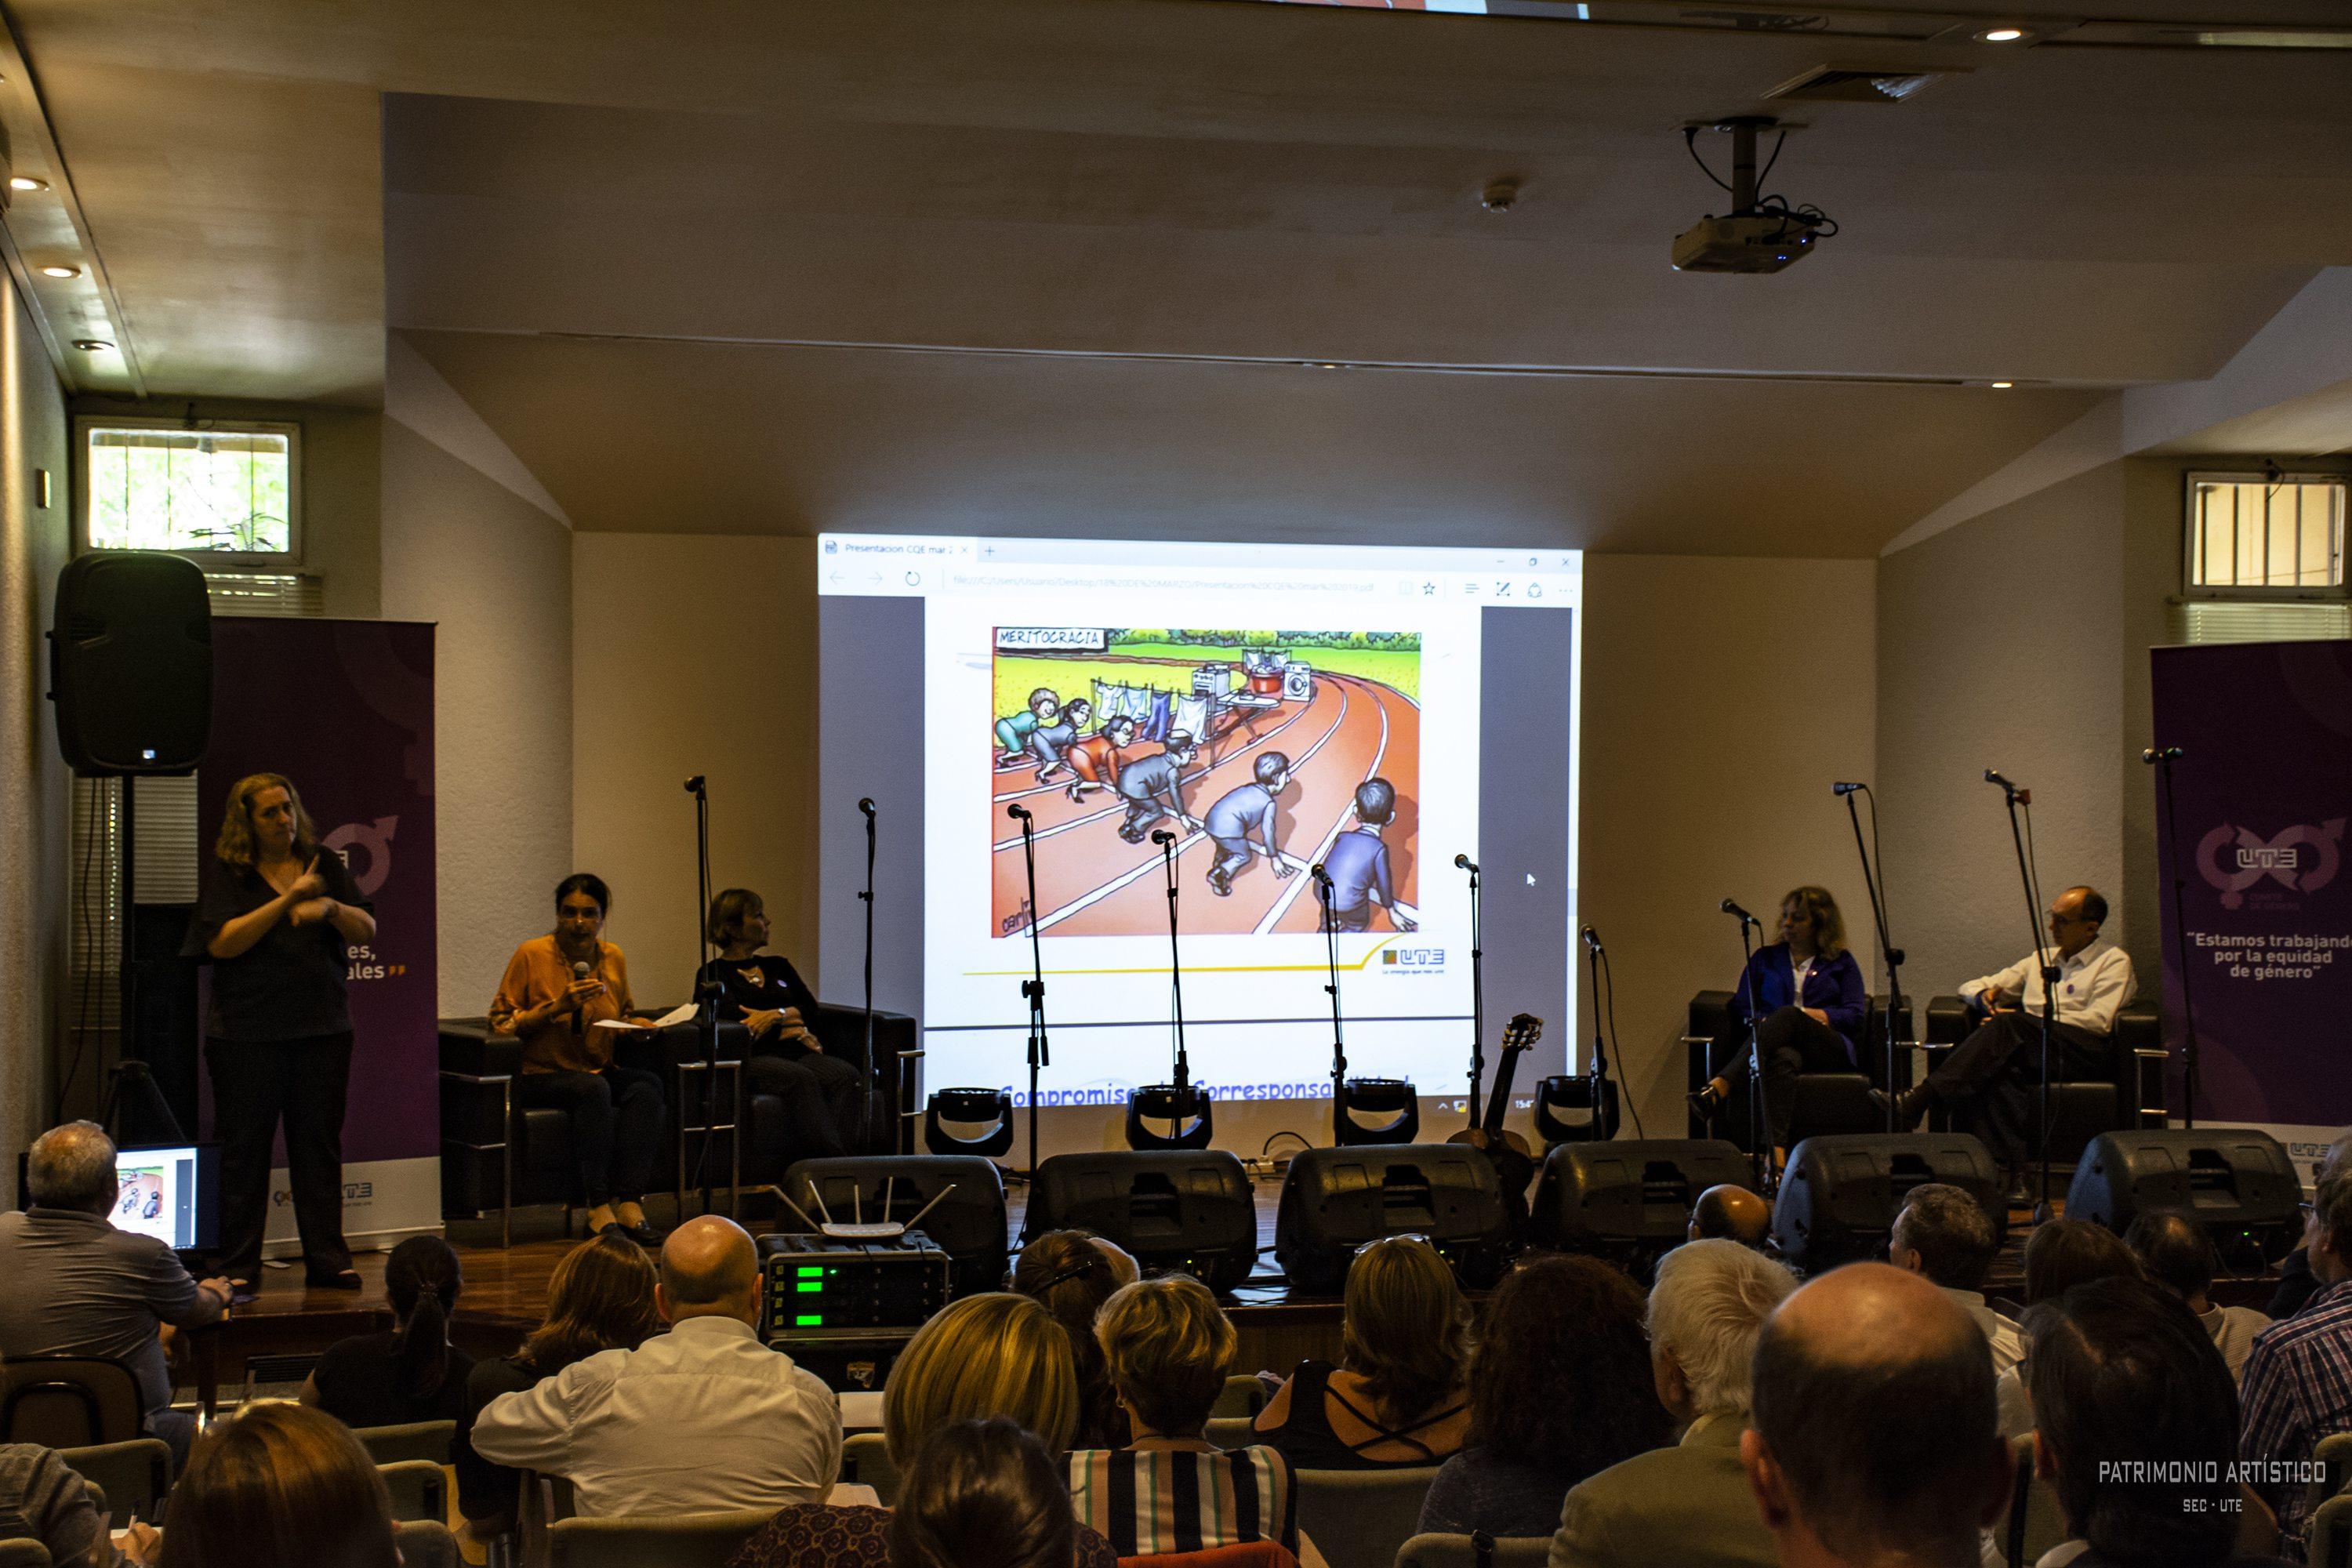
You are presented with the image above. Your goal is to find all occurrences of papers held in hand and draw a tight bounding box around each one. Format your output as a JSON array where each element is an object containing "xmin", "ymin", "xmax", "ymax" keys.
[{"xmin": 591, "ymin": 1001, "xmax": 698, "ymax": 1032}]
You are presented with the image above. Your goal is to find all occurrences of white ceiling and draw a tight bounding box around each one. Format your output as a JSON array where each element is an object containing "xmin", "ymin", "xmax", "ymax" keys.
[{"xmin": 8, "ymin": 0, "xmax": 2351, "ymax": 552}]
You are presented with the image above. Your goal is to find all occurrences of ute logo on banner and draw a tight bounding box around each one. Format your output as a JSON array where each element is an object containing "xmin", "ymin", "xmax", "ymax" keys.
[{"xmin": 2197, "ymin": 819, "xmax": 2344, "ymax": 907}]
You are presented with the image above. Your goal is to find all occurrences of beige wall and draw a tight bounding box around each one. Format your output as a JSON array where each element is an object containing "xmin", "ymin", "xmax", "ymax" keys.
[
  {"xmin": 2, "ymin": 274, "xmax": 71, "ymax": 1172},
  {"xmin": 379, "ymin": 418, "xmax": 573, "ymax": 1014},
  {"xmin": 1577, "ymin": 554, "xmax": 1881, "ymax": 1143},
  {"xmin": 572, "ymin": 534, "xmax": 821, "ymax": 1005},
  {"xmin": 1878, "ymin": 463, "xmax": 2130, "ymax": 998}
]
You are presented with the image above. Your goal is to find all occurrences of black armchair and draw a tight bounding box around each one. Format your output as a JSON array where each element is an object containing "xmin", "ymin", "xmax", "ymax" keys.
[
  {"xmin": 1684, "ymin": 992, "xmax": 1915, "ymax": 1152},
  {"xmin": 1922, "ymin": 996, "xmax": 2165, "ymax": 1161}
]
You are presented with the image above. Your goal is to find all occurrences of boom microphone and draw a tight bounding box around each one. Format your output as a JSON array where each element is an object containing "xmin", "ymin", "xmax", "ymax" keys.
[
  {"xmin": 1454, "ymin": 854, "xmax": 1479, "ymax": 873},
  {"xmin": 1984, "ymin": 768, "xmax": 2030, "ymax": 804},
  {"xmin": 2142, "ymin": 747, "xmax": 2183, "ymax": 764},
  {"xmin": 1831, "ymin": 782, "xmax": 1866, "ymax": 796},
  {"xmin": 858, "ymin": 797, "xmax": 876, "ymax": 816},
  {"xmin": 1720, "ymin": 898, "xmax": 1759, "ymax": 926},
  {"xmin": 1006, "ymin": 803, "xmax": 1032, "ymax": 822},
  {"xmin": 1580, "ymin": 925, "xmax": 1604, "ymax": 953},
  {"xmin": 1150, "ymin": 829, "xmax": 1176, "ymax": 846},
  {"xmin": 684, "ymin": 775, "xmax": 706, "ymax": 794},
  {"xmin": 1311, "ymin": 863, "xmax": 1332, "ymax": 887}
]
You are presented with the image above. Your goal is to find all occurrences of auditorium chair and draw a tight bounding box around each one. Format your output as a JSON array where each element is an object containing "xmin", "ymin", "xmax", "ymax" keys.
[
  {"xmin": 56, "ymin": 1439, "xmax": 171, "ymax": 1522},
  {"xmin": 1922, "ymin": 996, "xmax": 2165, "ymax": 1163},
  {"xmin": 1683, "ymin": 993, "xmax": 1915, "ymax": 1153},
  {"xmin": 1293, "ymin": 1466, "xmax": 1442, "ymax": 1568},
  {"xmin": 1396, "ymin": 1534, "xmax": 1552, "ymax": 1568},
  {"xmin": 441, "ymin": 1002, "xmax": 913, "ymax": 1236},
  {"xmin": 0, "ymin": 1357, "xmax": 146, "ymax": 1450}
]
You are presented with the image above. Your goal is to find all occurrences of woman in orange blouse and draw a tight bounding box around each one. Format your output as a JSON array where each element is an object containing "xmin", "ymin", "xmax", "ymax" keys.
[{"xmin": 489, "ymin": 873, "xmax": 665, "ymax": 1244}]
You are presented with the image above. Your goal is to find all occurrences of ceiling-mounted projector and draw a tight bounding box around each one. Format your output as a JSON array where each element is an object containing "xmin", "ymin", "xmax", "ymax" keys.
[{"xmin": 1671, "ymin": 118, "xmax": 1838, "ymax": 274}]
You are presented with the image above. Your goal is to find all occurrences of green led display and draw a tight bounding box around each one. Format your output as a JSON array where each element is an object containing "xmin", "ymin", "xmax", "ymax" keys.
[
  {"xmin": 797, "ymin": 1265, "xmax": 824, "ymax": 1278},
  {"xmin": 797, "ymin": 1281, "xmax": 823, "ymax": 1293},
  {"xmin": 796, "ymin": 1314, "xmax": 823, "ymax": 1327}
]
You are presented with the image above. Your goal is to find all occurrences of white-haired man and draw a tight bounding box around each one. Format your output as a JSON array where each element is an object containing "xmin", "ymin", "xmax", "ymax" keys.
[{"xmin": 1549, "ymin": 1239, "xmax": 1796, "ymax": 1568}]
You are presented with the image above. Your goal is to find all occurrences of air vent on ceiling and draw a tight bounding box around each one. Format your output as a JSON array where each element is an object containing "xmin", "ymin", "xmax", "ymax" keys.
[{"xmin": 1766, "ymin": 64, "xmax": 1966, "ymax": 103}]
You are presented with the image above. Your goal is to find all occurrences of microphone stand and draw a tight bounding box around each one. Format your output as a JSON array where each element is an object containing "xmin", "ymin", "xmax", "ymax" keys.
[
  {"xmin": 1014, "ymin": 809, "xmax": 1050, "ymax": 1182},
  {"xmin": 686, "ymin": 776, "xmax": 720, "ymax": 1218},
  {"xmin": 1840, "ymin": 786, "xmax": 1906, "ymax": 1131},
  {"xmin": 859, "ymin": 799, "xmax": 881, "ymax": 1152},
  {"xmin": 1731, "ymin": 912, "xmax": 1776, "ymax": 1196},
  {"xmin": 1319, "ymin": 869, "xmax": 1348, "ymax": 1142},
  {"xmin": 1464, "ymin": 857, "xmax": 1485, "ymax": 1129},
  {"xmin": 2147, "ymin": 750, "xmax": 2200, "ymax": 1127},
  {"xmin": 1582, "ymin": 936, "xmax": 1621, "ymax": 1141},
  {"xmin": 1160, "ymin": 836, "xmax": 1191, "ymax": 1098},
  {"xmin": 1994, "ymin": 777, "xmax": 2060, "ymax": 1220}
]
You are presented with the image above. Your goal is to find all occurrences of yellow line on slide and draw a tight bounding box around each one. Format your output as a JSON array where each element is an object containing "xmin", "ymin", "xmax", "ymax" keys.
[{"xmin": 965, "ymin": 948, "xmax": 1404, "ymax": 978}]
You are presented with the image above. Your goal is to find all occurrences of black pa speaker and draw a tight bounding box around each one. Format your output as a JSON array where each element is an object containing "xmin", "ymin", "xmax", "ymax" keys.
[
  {"xmin": 1529, "ymin": 1138, "xmax": 1752, "ymax": 1276},
  {"xmin": 2065, "ymin": 1129, "xmax": 2303, "ymax": 1271},
  {"xmin": 1274, "ymin": 1143, "xmax": 1511, "ymax": 1295},
  {"xmin": 1024, "ymin": 1150, "xmax": 1256, "ymax": 1294},
  {"xmin": 1772, "ymin": 1132, "xmax": 2004, "ymax": 1274},
  {"xmin": 49, "ymin": 551, "xmax": 212, "ymax": 775},
  {"xmin": 779, "ymin": 1156, "xmax": 1008, "ymax": 1298}
]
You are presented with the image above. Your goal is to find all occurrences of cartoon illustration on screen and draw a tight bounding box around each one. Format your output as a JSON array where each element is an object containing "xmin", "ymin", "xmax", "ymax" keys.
[{"xmin": 989, "ymin": 629, "xmax": 1421, "ymax": 938}]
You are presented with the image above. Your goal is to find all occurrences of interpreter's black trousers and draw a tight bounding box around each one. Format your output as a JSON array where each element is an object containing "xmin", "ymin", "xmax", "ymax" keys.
[{"xmin": 207, "ymin": 1030, "xmax": 354, "ymax": 1280}]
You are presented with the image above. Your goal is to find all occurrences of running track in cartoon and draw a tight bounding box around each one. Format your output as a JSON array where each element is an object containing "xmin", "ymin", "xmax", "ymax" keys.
[{"xmin": 989, "ymin": 666, "xmax": 1420, "ymax": 938}]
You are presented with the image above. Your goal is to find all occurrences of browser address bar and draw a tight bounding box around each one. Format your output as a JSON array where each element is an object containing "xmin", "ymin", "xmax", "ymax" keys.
[{"xmin": 946, "ymin": 568, "xmax": 1378, "ymax": 595}]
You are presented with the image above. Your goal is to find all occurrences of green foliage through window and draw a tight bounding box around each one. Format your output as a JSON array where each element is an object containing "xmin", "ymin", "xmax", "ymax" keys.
[{"xmin": 84, "ymin": 423, "xmax": 294, "ymax": 554}]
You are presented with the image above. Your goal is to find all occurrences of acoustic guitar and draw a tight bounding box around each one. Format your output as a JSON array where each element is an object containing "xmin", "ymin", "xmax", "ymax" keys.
[{"xmin": 1447, "ymin": 1011, "xmax": 1542, "ymax": 1203}]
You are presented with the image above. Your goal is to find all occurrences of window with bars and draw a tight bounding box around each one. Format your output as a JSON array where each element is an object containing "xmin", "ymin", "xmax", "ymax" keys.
[
  {"xmin": 2184, "ymin": 474, "xmax": 2347, "ymax": 598},
  {"xmin": 76, "ymin": 416, "xmax": 301, "ymax": 561}
]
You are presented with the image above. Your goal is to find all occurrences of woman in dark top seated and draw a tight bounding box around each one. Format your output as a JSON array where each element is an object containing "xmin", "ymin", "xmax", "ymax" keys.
[
  {"xmin": 699, "ymin": 888, "xmax": 865, "ymax": 1159},
  {"xmin": 1011, "ymin": 1229, "xmax": 1131, "ymax": 1451},
  {"xmin": 301, "ymin": 1236, "xmax": 474, "ymax": 1428},
  {"xmin": 1416, "ymin": 1254, "xmax": 1672, "ymax": 1537},
  {"xmin": 1252, "ymin": 1234, "xmax": 1472, "ymax": 1469},
  {"xmin": 1688, "ymin": 884, "xmax": 1867, "ymax": 1163},
  {"xmin": 452, "ymin": 1231, "xmax": 661, "ymax": 1529}
]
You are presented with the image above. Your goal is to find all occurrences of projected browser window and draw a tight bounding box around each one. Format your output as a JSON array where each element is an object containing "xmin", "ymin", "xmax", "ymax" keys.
[{"xmin": 818, "ymin": 534, "xmax": 1581, "ymax": 1112}]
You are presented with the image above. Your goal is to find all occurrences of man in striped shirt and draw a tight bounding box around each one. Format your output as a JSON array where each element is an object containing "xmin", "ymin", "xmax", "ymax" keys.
[{"xmin": 2238, "ymin": 1169, "xmax": 2352, "ymax": 1557}]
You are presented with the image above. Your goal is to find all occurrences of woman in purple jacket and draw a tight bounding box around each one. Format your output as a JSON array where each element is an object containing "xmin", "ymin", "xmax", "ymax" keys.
[{"xmin": 1689, "ymin": 885, "xmax": 1866, "ymax": 1161}]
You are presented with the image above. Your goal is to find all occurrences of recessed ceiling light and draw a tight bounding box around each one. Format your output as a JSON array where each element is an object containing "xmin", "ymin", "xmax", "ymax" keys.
[
  {"xmin": 39, "ymin": 263, "xmax": 80, "ymax": 279},
  {"xmin": 9, "ymin": 176, "xmax": 47, "ymax": 193},
  {"xmin": 1989, "ymin": 380, "xmax": 2014, "ymax": 388},
  {"xmin": 1978, "ymin": 26, "xmax": 2027, "ymax": 41},
  {"xmin": 72, "ymin": 339, "xmax": 114, "ymax": 352}
]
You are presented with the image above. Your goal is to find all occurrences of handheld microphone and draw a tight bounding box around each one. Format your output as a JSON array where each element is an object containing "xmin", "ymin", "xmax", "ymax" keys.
[
  {"xmin": 1720, "ymin": 898, "xmax": 1759, "ymax": 925},
  {"xmin": 572, "ymin": 960, "xmax": 591, "ymax": 979},
  {"xmin": 1831, "ymin": 782, "xmax": 1866, "ymax": 797},
  {"xmin": 2142, "ymin": 747, "xmax": 2183, "ymax": 764},
  {"xmin": 1580, "ymin": 925, "xmax": 1603, "ymax": 953},
  {"xmin": 1006, "ymin": 803, "xmax": 1032, "ymax": 822},
  {"xmin": 1150, "ymin": 829, "xmax": 1176, "ymax": 846},
  {"xmin": 858, "ymin": 797, "xmax": 876, "ymax": 816},
  {"xmin": 684, "ymin": 775, "xmax": 706, "ymax": 795},
  {"xmin": 1454, "ymin": 853, "xmax": 1479, "ymax": 873}
]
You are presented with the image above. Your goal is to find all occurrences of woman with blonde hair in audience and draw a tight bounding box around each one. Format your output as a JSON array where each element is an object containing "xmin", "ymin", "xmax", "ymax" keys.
[
  {"xmin": 1012, "ymin": 1229, "xmax": 1129, "ymax": 1450},
  {"xmin": 1069, "ymin": 1273, "xmax": 1298, "ymax": 1556},
  {"xmin": 156, "ymin": 1402, "xmax": 398, "ymax": 1568},
  {"xmin": 729, "ymin": 1294, "xmax": 1117, "ymax": 1568},
  {"xmin": 1252, "ymin": 1235, "xmax": 1472, "ymax": 1468},
  {"xmin": 453, "ymin": 1231, "xmax": 662, "ymax": 1529}
]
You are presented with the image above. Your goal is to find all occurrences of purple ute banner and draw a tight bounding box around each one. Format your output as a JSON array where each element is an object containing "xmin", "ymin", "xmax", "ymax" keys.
[{"xmin": 2151, "ymin": 639, "xmax": 2352, "ymax": 1128}]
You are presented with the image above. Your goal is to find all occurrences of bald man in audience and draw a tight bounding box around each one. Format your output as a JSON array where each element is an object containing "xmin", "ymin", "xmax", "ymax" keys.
[
  {"xmin": 1688, "ymin": 1185, "xmax": 1772, "ymax": 1250},
  {"xmin": 1742, "ymin": 1263, "xmax": 2013, "ymax": 1568},
  {"xmin": 1551, "ymin": 1240, "xmax": 1795, "ymax": 1568},
  {"xmin": 472, "ymin": 1215, "xmax": 840, "ymax": 1516}
]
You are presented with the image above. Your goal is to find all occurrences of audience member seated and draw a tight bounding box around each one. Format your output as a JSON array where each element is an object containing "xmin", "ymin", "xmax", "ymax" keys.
[
  {"xmin": 300, "ymin": 1235, "xmax": 474, "ymax": 1427},
  {"xmin": 1688, "ymin": 1185, "xmax": 1773, "ymax": 1250},
  {"xmin": 2266, "ymin": 1129, "xmax": 2350, "ymax": 1321},
  {"xmin": 1070, "ymin": 1275, "xmax": 1296, "ymax": 1556},
  {"xmin": 2126, "ymin": 1211, "xmax": 2271, "ymax": 1381},
  {"xmin": 1888, "ymin": 1182, "xmax": 2020, "ymax": 1377},
  {"xmin": 2021, "ymin": 1276, "xmax": 2291, "ymax": 1568},
  {"xmin": 487, "ymin": 872, "xmax": 666, "ymax": 1243},
  {"xmin": 0, "ymin": 1123, "xmax": 230, "ymax": 1467},
  {"xmin": 2238, "ymin": 1169, "xmax": 2352, "ymax": 1559},
  {"xmin": 899, "ymin": 1418, "xmax": 1107, "ymax": 1568},
  {"xmin": 1550, "ymin": 1240, "xmax": 1795, "ymax": 1568},
  {"xmin": 155, "ymin": 1402, "xmax": 401, "ymax": 1568},
  {"xmin": 731, "ymin": 1293, "xmax": 1116, "ymax": 1568},
  {"xmin": 1253, "ymin": 1236, "xmax": 1470, "ymax": 1468},
  {"xmin": 452, "ymin": 1231, "xmax": 662, "ymax": 1527},
  {"xmin": 0, "ymin": 1434, "xmax": 156, "ymax": 1567},
  {"xmin": 1421, "ymin": 1255, "xmax": 1669, "ymax": 1539},
  {"xmin": 1995, "ymin": 1218, "xmax": 2143, "ymax": 1436},
  {"xmin": 1742, "ymin": 1262, "xmax": 2014, "ymax": 1568},
  {"xmin": 472, "ymin": 1215, "xmax": 840, "ymax": 1516},
  {"xmin": 1013, "ymin": 1229, "xmax": 1130, "ymax": 1450}
]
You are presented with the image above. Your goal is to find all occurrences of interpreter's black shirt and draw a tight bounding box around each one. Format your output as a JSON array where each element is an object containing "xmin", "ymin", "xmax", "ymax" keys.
[{"xmin": 183, "ymin": 850, "xmax": 371, "ymax": 1041}]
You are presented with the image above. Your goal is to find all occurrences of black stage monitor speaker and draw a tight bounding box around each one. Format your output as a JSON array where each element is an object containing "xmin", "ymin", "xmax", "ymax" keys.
[
  {"xmin": 779, "ymin": 1156, "xmax": 1008, "ymax": 1298},
  {"xmin": 2065, "ymin": 1128, "xmax": 2303, "ymax": 1271},
  {"xmin": 924, "ymin": 1087, "xmax": 1014, "ymax": 1159},
  {"xmin": 1530, "ymin": 1138, "xmax": 1752, "ymax": 1275},
  {"xmin": 1773, "ymin": 1132, "xmax": 2004, "ymax": 1274},
  {"xmin": 1274, "ymin": 1143, "xmax": 1510, "ymax": 1295},
  {"xmin": 49, "ymin": 551, "xmax": 212, "ymax": 775},
  {"xmin": 1024, "ymin": 1150, "xmax": 1256, "ymax": 1294}
]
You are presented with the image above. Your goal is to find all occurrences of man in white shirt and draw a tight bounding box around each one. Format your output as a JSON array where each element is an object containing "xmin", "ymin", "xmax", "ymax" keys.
[
  {"xmin": 472, "ymin": 1214, "xmax": 841, "ymax": 1517},
  {"xmin": 1888, "ymin": 1182, "xmax": 2023, "ymax": 1379},
  {"xmin": 1875, "ymin": 886, "xmax": 2134, "ymax": 1178}
]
